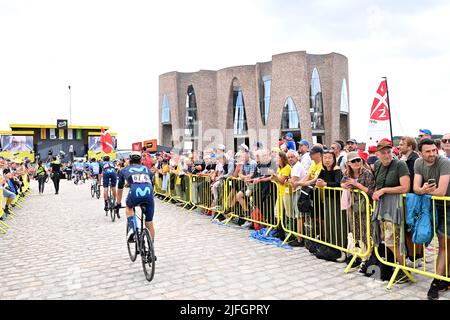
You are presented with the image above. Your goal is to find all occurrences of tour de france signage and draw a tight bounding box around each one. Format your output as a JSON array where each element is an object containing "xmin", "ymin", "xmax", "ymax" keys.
[{"xmin": 57, "ymin": 119, "xmax": 68, "ymax": 130}]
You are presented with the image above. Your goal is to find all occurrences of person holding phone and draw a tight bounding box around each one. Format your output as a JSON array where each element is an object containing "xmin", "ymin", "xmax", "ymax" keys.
[{"xmin": 413, "ymin": 138, "xmax": 450, "ymax": 300}]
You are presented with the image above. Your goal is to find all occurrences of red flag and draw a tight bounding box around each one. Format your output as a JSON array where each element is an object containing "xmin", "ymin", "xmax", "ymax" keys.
[
  {"xmin": 100, "ymin": 128, "xmax": 113, "ymax": 154},
  {"xmin": 369, "ymin": 80, "xmax": 390, "ymax": 121}
]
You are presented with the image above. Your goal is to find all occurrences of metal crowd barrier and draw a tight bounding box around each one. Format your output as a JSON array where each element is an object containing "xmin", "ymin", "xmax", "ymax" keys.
[
  {"xmin": 0, "ymin": 173, "xmax": 31, "ymax": 234},
  {"xmin": 166, "ymin": 172, "xmax": 192, "ymax": 209},
  {"xmin": 219, "ymin": 177, "xmax": 280, "ymax": 235},
  {"xmin": 280, "ymin": 185, "xmax": 372, "ymax": 273},
  {"xmin": 153, "ymin": 172, "xmax": 170, "ymax": 201},
  {"xmin": 373, "ymin": 195, "xmax": 450, "ymax": 290}
]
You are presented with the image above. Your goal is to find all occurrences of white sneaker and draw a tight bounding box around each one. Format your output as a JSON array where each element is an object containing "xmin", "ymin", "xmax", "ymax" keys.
[
  {"xmin": 242, "ymin": 221, "xmax": 253, "ymax": 228},
  {"xmin": 406, "ymin": 257, "xmax": 424, "ymax": 268}
]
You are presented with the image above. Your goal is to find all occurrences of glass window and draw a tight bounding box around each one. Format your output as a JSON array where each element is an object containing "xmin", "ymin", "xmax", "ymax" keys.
[
  {"xmin": 310, "ymin": 68, "xmax": 324, "ymax": 130},
  {"xmin": 260, "ymin": 76, "xmax": 271, "ymax": 125},
  {"xmin": 340, "ymin": 78, "xmax": 349, "ymax": 113},
  {"xmin": 162, "ymin": 95, "xmax": 170, "ymax": 123},
  {"xmin": 185, "ymin": 85, "xmax": 198, "ymax": 138},
  {"xmin": 233, "ymin": 84, "xmax": 248, "ymax": 135},
  {"xmin": 281, "ymin": 97, "xmax": 300, "ymax": 129}
]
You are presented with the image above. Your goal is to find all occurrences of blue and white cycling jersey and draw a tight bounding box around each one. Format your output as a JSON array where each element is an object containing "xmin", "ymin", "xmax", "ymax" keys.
[
  {"xmin": 118, "ymin": 164, "xmax": 154, "ymax": 221},
  {"xmin": 89, "ymin": 162, "xmax": 100, "ymax": 175},
  {"xmin": 101, "ymin": 161, "xmax": 116, "ymax": 173},
  {"xmin": 73, "ymin": 162, "xmax": 83, "ymax": 172}
]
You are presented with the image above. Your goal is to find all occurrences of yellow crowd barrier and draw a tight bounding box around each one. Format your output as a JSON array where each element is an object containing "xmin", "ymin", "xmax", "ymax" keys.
[
  {"xmin": 217, "ymin": 177, "xmax": 280, "ymax": 235},
  {"xmin": 166, "ymin": 172, "xmax": 192, "ymax": 209},
  {"xmin": 153, "ymin": 172, "xmax": 170, "ymax": 201},
  {"xmin": 372, "ymin": 195, "xmax": 450, "ymax": 290},
  {"xmin": 0, "ymin": 173, "xmax": 31, "ymax": 233},
  {"xmin": 280, "ymin": 185, "xmax": 372, "ymax": 273}
]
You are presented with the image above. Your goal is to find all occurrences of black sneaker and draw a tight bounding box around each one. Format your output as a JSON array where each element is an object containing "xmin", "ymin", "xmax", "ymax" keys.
[{"xmin": 427, "ymin": 279, "xmax": 449, "ymax": 300}]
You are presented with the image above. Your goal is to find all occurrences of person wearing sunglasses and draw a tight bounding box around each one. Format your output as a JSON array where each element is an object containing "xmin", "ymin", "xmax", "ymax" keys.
[
  {"xmin": 341, "ymin": 151, "xmax": 376, "ymax": 268},
  {"xmin": 442, "ymin": 133, "xmax": 450, "ymax": 160}
]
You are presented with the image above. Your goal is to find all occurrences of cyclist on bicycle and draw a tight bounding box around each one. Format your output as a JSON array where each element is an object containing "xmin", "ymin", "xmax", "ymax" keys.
[
  {"xmin": 73, "ymin": 160, "xmax": 84, "ymax": 182},
  {"xmin": 89, "ymin": 158, "xmax": 101, "ymax": 186},
  {"xmin": 116, "ymin": 151, "xmax": 155, "ymax": 244},
  {"xmin": 101, "ymin": 155, "xmax": 118, "ymax": 212}
]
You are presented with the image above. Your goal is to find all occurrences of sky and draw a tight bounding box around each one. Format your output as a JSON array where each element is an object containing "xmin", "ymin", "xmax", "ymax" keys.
[{"xmin": 1, "ymin": 0, "xmax": 449, "ymax": 149}]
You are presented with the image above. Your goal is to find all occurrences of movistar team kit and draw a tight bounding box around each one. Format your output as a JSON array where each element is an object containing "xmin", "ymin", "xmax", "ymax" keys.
[{"xmin": 118, "ymin": 164, "xmax": 154, "ymax": 221}]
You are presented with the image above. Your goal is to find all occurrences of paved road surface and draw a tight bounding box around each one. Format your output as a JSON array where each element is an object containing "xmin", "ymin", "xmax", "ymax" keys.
[{"xmin": 0, "ymin": 179, "xmax": 447, "ymax": 300}]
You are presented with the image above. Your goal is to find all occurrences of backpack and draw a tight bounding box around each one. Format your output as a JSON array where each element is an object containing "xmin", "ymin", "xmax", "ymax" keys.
[
  {"xmin": 251, "ymin": 207, "xmax": 264, "ymax": 230},
  {"xmin": 297, "ymin": 185, "xmax": 315, "ymax": 214},
  {"xmin": 314, "ymin": 245, "xmax": 342, "ymax": 262},
  {"xmin": 360, "ymin": 243, "xmax": 395, "ymax": 281}
]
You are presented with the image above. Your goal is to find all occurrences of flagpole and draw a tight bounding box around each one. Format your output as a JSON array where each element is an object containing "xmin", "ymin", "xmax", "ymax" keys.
[{"xmin": 382, "ymin": 77, "xmax": 394, "ymax": 143}]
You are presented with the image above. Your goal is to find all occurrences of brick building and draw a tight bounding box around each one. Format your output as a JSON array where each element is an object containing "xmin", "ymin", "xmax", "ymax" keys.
[{"xmin": 159, "ymin": 51, "xmax": 350, "ymax": 152}]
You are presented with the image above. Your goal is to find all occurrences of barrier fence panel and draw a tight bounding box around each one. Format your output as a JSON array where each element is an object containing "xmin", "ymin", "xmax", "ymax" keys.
[
  {"xmin": 373, "ymin": 195, "xmax": 450, "ymax": 290},
  {"xmin": 0, "ymin": 187, "xmax": 10, "ymax": 233},
  {"xmin": 153, "ymin": 172, "xmax": 170, "ymax": 200},
  {"xmin": 167, "ymin": 172, "xmax": 192, "ymax": 209},
  {"xmin": 219, "ymin": 177, "xmax": 280, "ymax": 234},
  {"xmin": 280, "ymin": 185, "xmax": 372, "ymax": 273}
]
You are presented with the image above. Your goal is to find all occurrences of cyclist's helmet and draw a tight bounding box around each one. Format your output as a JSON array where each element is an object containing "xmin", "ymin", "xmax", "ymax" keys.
[
  {"xmin": 103, "ymin": 155, "xmax": 110, "ymax": 161},
  {"xmin": 130, "ymin": 151, "xmax": 142, "ymax": 163}
]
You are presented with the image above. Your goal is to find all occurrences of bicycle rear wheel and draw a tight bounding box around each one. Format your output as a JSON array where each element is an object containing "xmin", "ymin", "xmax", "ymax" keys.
[
  {"xmin": 91, "ymin": 184, "xmax": 95, "ymax": 198},
  {"xmin": 126, "ymin": 220, "xmax": 138, "ymax": 262},
  {"xmin": 140, "ymin": 228, "xmax": 155, "ymax": 282},
  {"xmin": 96, "ymin": 185, "xmax": 101, "ymax": 199}
]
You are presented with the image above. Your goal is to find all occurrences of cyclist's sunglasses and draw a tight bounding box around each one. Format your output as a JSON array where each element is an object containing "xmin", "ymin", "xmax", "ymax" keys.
[
  {"xmin": 442, "ymin": 139, "xmax": 450, "ymax": 143},
  {"xmin": 350, "ymin": 158, "xmax": 362, "ymax": 164}
]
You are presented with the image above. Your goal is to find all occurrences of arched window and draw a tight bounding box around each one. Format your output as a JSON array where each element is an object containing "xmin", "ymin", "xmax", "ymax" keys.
[
  {"xmin": 340, "ymin": 78, "xmax": 349, "ymax": 113},
  {"xmin": 233, "ymin": 80, "xmax": 248, "ymax": 135},
  {"xmin": 185, "ymin": 85, "xmax": 198, "ymax": 138},
  {"xmin": 161, "ymin": 95, "xmax": 170, "ymax": 123},
  {"xmin": 260, "ymin": 76, "xmax": 271, "ymax": 125},
  {"xmin": 281, "ymin": 97, "xmax": 300, "ymax": 130},
  {"xmin": 310, "ymin": 68, "xmax": 324, "ymax": 130}
]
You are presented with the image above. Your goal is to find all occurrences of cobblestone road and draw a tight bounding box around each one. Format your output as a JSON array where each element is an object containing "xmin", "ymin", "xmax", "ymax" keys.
[{"xmin": 0, "ymin": 179, "xmax": 447, "ymax": 300}]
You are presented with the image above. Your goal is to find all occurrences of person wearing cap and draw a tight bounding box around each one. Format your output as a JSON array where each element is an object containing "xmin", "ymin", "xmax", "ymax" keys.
[
  {"xmin": 367, "ymin": 145, "xmax": 378, "ymax": 172},
  {"xmin": 418, "ymin": 129, "xmax": 432, "ymax": 141},
  {"xmin": 285, "ymin": 132, "xmax": 296, "ymax": 151},
  {"xmin": 413, "ymin": 138, "xmax": 450, "ymax": 299},
  {"xmin": 116, "ymin": 151, "xmax": 157, "ymax": 253},
  {"xmin": 341, "ymin": 151, "xmax": 376, "ymax": 266},
  {"xmin": 372, "ymin": 139, "xmax": 410, "ymax": 281},
  {"xmin": 346, "ymin": 139, "xmax": 358, "ymax": 152},
  {"xmin": 233, "ymin": 148, "xmax": 257, "ymax": 227},
  {"xmin": 101, "ymin": 154, "xmax": 118, "ymax": 211},
  {"xmin": 297, "ymin": 139, "xmax": 312, "ymax": 171}
]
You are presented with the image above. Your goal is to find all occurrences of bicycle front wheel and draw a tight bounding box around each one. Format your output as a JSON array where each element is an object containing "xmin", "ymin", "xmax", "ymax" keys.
[
  {"xmin": 96, "ymin": 185, "xmax": 101, "ymax": 199},
  {"xmin": 140, "ymin": 228, "xmax": 155, "ymax": 282},
  {"xmin": 126, "ymin": 221, "xmax": 138, "ymax": 262}
]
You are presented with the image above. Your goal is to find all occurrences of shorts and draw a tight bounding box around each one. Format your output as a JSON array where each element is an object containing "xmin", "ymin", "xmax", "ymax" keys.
[
  {"xmin": 436, "ymin": 201, "xmax": 450, "ymax": 237},
  {"xmin": 103, "ymin": 171, "xmax": 117, "ymax": 188},
  {"xmin": 292, "ymin": 189, "xmax": 302, "ymax": 218},
  {"xmin": 3, "ymin": 188, "xmax": 16, "ymax": 199},
  {"xmin": 380, "ymin": 221, "xmax": 401, "ymax": 247},
  {"xmin": 126, "ymin": 184, "xmax": 155, "ymax": 222}
]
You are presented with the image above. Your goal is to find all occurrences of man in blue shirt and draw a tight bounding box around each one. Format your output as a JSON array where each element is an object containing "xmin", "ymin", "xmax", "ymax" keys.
[
  {"xmin": 116, "ymin": 151, "xmax": 155, "ymax": 244},
  {"xmin": 101, "ymin": 155, "xmax": 118, "ymax": 212},
  {"xmin": 285, "ymin": 132, "xmax": 296, "ymax": 151}
]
